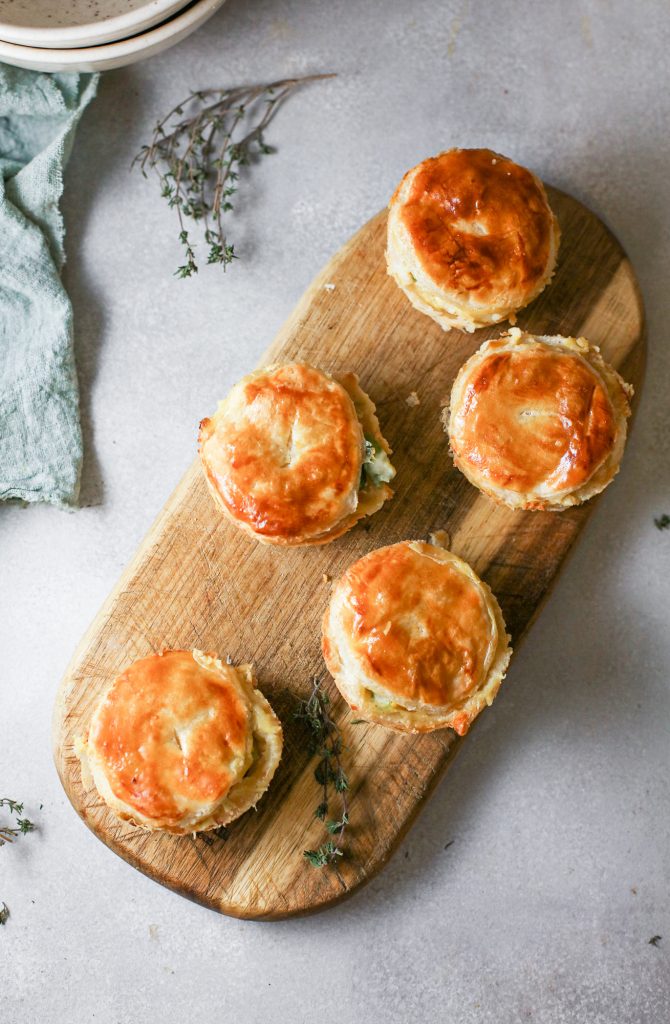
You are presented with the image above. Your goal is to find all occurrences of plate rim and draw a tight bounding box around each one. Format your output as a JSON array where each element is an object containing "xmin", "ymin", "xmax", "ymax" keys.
[
  {"xmin": 0, "ymin": 0, "xmax": 225, "ymax": 70},
  {"xmin": 0, "ymin": 0, "xmax": 190, "ymax": 48}
]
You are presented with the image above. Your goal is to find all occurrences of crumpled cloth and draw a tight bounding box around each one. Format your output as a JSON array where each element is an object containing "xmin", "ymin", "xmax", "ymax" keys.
[{"xmin": 0, "ymin": 66, "xmax": 98, "ymax": 506}]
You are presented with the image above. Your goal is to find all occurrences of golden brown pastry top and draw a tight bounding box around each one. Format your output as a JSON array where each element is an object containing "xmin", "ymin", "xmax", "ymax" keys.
[
  {"xmin": 336, "ymin": 541, "xmax": 496, "ymax": 707},
  {"xmin": 87, "ymin": 650, "xmax": 251, "ymax": 826},
  {"xmin": 450, "ymin": 338, "xmax": 617, "ymax": 495},
  {"xmin": 395, "ymin": 148, "xmax": 555, "ymax": 306},
  {"xmin": 199, "ymin": 363, "xmax": 363, "ymax": 542}
]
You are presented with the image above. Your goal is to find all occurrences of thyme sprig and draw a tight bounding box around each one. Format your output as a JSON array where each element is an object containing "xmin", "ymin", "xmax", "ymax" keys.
[
  {"xmin": 0, "ymin": 798, "xmax": 35, "ymax": 846},
  {"xmin": 295, "ymin": 678, "xmax": 349, "ymax": 868},
  {"xmin": 654, "ymin": 514, "xmax": 670, "ymax": 531},
  {"xmin": 133, "ymin": 73, "xmax": 335, "ymax": 278},
  {"xmin": 1, "ymin": 798, "xmax": 36, "ymax": 926}
]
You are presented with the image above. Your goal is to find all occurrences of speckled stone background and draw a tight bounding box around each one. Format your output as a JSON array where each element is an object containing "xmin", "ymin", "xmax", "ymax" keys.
[{"xmin": 2, "ymin": 2, "xmax": 669, "ymax": 1021}]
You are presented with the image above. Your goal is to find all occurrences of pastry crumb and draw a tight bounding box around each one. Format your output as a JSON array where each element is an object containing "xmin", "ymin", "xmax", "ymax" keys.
[
  {"xmin": 405, "ymin": 391, "xmax": 420, "ymax": 407},
  {"xmin": 429, "ymin": 529, "xmax": 451, "ymax": 550},
  {"xmin": 322, "ymin": 573, "xmax": 332, "ymax": 583},
  {"xmin": 323, "ymin": 282, "xmax": 336, "ymax": 291}
]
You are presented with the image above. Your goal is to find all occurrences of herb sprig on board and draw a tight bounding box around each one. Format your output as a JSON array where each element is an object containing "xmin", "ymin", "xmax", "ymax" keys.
[
  {"xmin": 134, "ymin": 73, "xmax": 335, "ymax": 278},
  {"xmin": 654, "ymin": 514, "xmax": 670, "ymax": 531},
  {"xmin": 295, "ymin": 678, "xmax": 349, "ymax": 868}
]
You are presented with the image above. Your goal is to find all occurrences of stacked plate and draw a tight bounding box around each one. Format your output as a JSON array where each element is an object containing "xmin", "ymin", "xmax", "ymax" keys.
[{"xmin": 0, "ymin": 0, "xmax": 226, "ymax": 72}]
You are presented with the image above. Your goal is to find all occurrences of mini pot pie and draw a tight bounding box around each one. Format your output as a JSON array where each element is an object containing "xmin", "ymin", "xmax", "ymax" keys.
[
  {"xmin": 322, "ymin": 539, "xmax": 511, "ymax": 735},
  {"xmin": 445, "ymin": 328, "xmax": 633, "ymax": 511},
  {"xmin": 198, "ymin": 362, "xmax": 395, "ymax": 546},
  {"xmin": 76, "ymin": 650, "xmax": 283, "ymax": 835},
  {"xmin": 386, "ymin": 147, "xmax": 560, "ymax": 332}
]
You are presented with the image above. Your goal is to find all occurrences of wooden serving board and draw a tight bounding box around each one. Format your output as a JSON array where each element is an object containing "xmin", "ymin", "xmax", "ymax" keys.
[{"xmin": 54, "ymin": 188, "xmax": 645, "ymax": 919}]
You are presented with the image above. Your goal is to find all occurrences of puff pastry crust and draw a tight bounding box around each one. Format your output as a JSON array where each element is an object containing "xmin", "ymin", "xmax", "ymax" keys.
[
  {"xmin": 322, "ymin": 540, "xmax": 511, "ymax": 735},
  {"xmin": 386, "ymin": 148, "xmax": 560, "ymax": 332},
  {"xmin": 76, "ymin": 650, "xmax": 283, "ymax": 834},
  {"xmin": 446, "ymin": 329, "xmax": 633, "ymax": 510},
  {"xmin": 199, "ymin": 363, "xmax": 395, "ymax": 545}
]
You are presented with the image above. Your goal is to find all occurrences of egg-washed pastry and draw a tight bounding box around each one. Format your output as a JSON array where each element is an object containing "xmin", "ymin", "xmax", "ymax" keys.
[
  {"xmin": 386, "ymin": 148, "xmax": 560, "ymax": 333},
  {"xmin": 76, "ymin": 650, "xmax": 283, "ymax": 835},
  {"xmin": 199, "ymin": 362, "xmax": 395, "ymax": 546},
  {"xmin": 322, "ymin": 539, "xmax": 511, "ymax": 735},
  {"xmin": 445, "ymin": 328, "xmax": 633, "ymax": 511}
]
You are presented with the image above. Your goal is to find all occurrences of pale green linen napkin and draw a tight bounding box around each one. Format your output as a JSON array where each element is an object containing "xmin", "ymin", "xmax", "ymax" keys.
[{"xmin": 0, "ymin": 66, "xmax": 98, "ymax": 507}]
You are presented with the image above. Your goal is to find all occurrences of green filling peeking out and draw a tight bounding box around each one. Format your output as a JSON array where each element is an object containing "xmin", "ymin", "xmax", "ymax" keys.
[
  {"xmin": 367, "ymin": 689, "xmax": 400, "ymax": 712},
  {"xmin": 361, "ymin": 436, "xmax": 395, "ymax": 490}
]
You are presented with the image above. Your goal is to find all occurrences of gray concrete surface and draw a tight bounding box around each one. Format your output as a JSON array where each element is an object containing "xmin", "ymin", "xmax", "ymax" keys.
[{"xmin": 2, "ymin": 1, "xmax": 670, "ymax": 1021}]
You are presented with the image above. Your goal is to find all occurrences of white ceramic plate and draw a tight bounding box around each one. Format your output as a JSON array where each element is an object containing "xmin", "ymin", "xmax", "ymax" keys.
[
  {"xmin": 0, "ymin": 0, "xmax": 189, "ymax": 49},
  {"xmin": 0, "ymin": 0, "xmax": 226, "ymax": 71}
]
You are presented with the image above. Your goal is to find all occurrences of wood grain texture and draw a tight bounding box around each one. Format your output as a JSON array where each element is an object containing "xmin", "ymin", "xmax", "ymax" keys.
[{"xmin": 53, "ymin": 188, "xmax": 645, "ymax": 919}]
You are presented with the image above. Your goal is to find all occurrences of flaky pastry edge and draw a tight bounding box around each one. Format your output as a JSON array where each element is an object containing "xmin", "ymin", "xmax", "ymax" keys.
[
  {"xmin": 76, "ymin": 651, "xmax": 283, "ymax": 836},
  {"xmin": 444, "ymin": 328, "xmax": 634, "ymax": 511},
  {"xmin": 198, "ymin": 364, "xmax": 395, "ymax": 546},
  {"xmin": 322, "ymin": 540, "xmax": 512, "ymax": 735},
  {"xmin": 386, "ymin": 153, "xmax": 560, "ymax": 333}
]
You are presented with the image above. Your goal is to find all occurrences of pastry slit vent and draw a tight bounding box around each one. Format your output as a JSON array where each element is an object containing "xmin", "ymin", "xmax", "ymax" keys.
[{"xmin": 282, "ymin": 417, "xmax": 298, "ymax": 467}]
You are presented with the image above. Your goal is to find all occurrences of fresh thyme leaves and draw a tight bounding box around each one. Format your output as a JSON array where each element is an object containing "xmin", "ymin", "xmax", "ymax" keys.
[
  {"xmin": 0, "ymin": 799, "xmax": 22, "ymax": 816},
  {"xmin": 654, "ymin": 514, "xmax": 670, "ymax": 531},
  {"xmin": 325, "ymin": 813, "xmax": 349, "ymax": 834},
  {"xmin": 649, "ymin": 935, "xmax": 662, "ymax": 947},
  {"xmin": 1, "ymin": 798, "xmax": 36, "ymax": 926},
  {"xmin": 134, "ymin": 73, "xmax": 335, "ymax": 278},
  {"xmin": 295, "ymin": 677, "xmax": 350, "ymax": 868},
  {"xmin": 304, "ymin": 841, "xmax": 343, "ymax": 868},
  {"xmin": 0, "ymin": 798, "xmax": 35, "ymax": 846}
]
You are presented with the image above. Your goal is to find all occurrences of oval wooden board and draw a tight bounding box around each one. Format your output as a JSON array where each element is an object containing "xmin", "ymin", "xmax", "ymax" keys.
[{"xmin": 54, "ymin": 188, "xmax": 645, "ymax": 919}]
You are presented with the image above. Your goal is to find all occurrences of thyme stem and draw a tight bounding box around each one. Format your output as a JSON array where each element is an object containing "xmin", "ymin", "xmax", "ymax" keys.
[
  {"xmin": 133, "ymin": 73, "xmax": 335, "ymax": 278},
  {"xmin": 295, "ymin": 677, "xmax": 350, "ymax": 869},
  {"xmin": 1, "ymin": 798, "xmax": 37, "ymax": 926}
]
